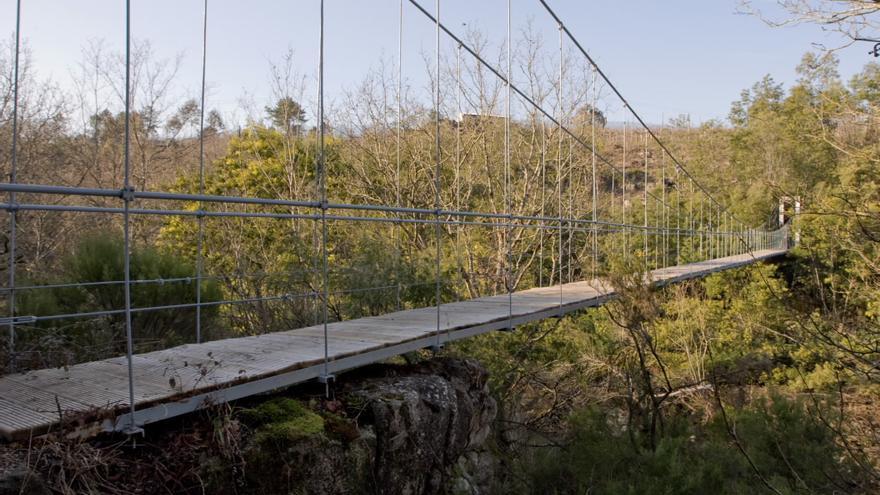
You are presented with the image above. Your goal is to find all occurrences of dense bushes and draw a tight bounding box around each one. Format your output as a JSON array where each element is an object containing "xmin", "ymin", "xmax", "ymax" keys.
[
  {"xmin": 7, "ymin": 233, "xmax": 220, "ymax": 369},
  {"xmin": 524, "ymin": 394, "xmax": 861, "ymax": 494},
  {"xmin": 449, "ymin": 260, "xmax": 878, "ymax": 493}
]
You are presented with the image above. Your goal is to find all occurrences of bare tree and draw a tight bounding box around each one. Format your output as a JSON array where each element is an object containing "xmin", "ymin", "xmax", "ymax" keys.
[{"xmin": 740, "ymin": 0, "xmax": 880, "ymax": 44}]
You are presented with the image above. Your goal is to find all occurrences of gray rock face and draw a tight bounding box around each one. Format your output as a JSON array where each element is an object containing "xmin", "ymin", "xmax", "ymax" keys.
[
  {"xmin": 348, "ymin": 358, "xmax": 497, "ymax": 495},
  {"xmin": 0, "ymin": 357, "xmax": 498, "ymax": 495}
]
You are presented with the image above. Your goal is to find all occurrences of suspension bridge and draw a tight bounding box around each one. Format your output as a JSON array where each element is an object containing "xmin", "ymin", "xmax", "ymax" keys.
[{"xmin": 0, "ymin": 0, "xmax": 791, "ymax": 441}]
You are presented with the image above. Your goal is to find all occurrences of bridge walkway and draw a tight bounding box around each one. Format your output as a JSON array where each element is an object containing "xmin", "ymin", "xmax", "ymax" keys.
[{"xmin": 0, "ymin": 248, "xmax": 785, "ymax": 440}]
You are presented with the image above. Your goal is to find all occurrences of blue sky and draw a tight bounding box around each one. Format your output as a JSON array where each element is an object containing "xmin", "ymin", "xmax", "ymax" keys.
[{"xmin": 2, "ymin": 0, "xmax": 872, "ymax": 126}]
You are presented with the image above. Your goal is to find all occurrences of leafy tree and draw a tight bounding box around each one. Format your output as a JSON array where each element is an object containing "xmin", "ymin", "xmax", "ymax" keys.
[
  {"xmin": 265, "ymin": 96, "xmax": 307, "ymax": 135},
  {"xmin": 573, "ymin": 103, "xmax": 607, "ymax": 129}
]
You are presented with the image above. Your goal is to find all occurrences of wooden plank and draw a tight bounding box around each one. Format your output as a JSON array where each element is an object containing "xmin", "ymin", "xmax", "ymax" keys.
[
  {"xmin": 8, "ymin": 361, "xmax": 167, "ymax": 407},
  {"xmin": 5, "ymin": 377, "xmax": 128, "ymax": 411},
  {"xmin": 302, "ymin": 326, "xmax": 409, "ymax": 341},
  {"xmin": 297, "ymin": 326, "xmax": 429, "ymax": 343},
  {"xmin": 122, "ymin": 354, "xmax": 263, "ymax": 394},
  {"xmin": 274, "ymin": 333, "xmax": 382, "ymax": 357},
  {"xmin": 0, "ymin": 397, "xmax": 58, "ymax": 436},
  {"xmin": 0, "ymin": 379, "xmax": 94, "ymax": 417}
]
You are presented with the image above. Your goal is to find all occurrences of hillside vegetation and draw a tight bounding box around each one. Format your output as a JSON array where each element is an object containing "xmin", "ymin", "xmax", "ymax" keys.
[{"xmin": 0, "ymin": 13, "xmax": 879, "ymax": 493}]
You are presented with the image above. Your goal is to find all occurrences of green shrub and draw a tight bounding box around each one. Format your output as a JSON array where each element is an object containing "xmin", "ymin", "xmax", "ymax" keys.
[
  {"xmin": 523, "ymin": 394, "xmax": 860, "ymax": 495},
  {"xmin": 14, "ymin": 232, "xmax": 221, "ymax": 367}
]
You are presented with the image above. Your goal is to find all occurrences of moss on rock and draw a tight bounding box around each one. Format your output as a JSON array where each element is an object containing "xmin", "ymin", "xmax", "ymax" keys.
[{"xmin": 238, "ymin": 398, "xmax": 316, "ymax": 427}]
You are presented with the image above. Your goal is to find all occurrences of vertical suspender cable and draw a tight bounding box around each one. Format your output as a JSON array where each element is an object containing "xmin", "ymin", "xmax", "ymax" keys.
[
  {"xmin": 610, "ymin": 139, "xmax": 615, "ymax": 259},
  {"xmin": 536, "ymin": 0, "xmax": 765, "ymax": 253},
  {"xmin": 319, "ymin": 0, "xmax": 331, "ymax": 389},
  {"xmin": 506, "ymin": 0, "xmax": 512, "ymax": 328},
  {"xmin": 660, "ymin": 122, "xmax": 667, "ymax": 268},
  {"xmin": 711, "ymin": 207, "xmax": 715, "ymax": 258},
  {"xmin": 689, "ymin": 180, "xmax": 694, "ymax": 261},
  {"xmin": 712, "ymin": 206, "xmax": 716, "ymax": 258},
  {"xmin": 434, "ymin": 0, "xmax": 442, "ymax": 347},
  {"xmin": 622, "ymin": 121, "xmax": 627, "ymax": 255},
  {"xmin": 723, "ymin": 214, "xmax": 727, "ymax": 256},
  {"xmin": 608, "ymin": 136, "xmax": 614, "ymax": 259},
  {"xmin": 727, "ymin": 215, "xmax": 736, "ymax": 256},
  {"xmin": 122, "ymin": 0, "xmax": 137, "ymax": 433},
  {"xmin": 539, "ymin": 82, "xmax": 546, "ymax": 288},
  {"xmin": 704, "ymin": 203, "xmax": 715, "ymax": 260},
  {"xmin": 455, "ymin": 42, "xmax": 462, "ymax": 273},
  {"xmin": 725, "ymin": 213, "xmax": 729, "ymax": 257},
  {"xmin": 7, "ymin": 0, "xmax": 21, "ymax": 371},
  {"xmin": 655, "ymin": 179, "xmax": 661, "ymax": 269},
  {"xmin": 395, "ymin": 0, "xmax": 402, "ymax": 311},
  {"xmin": 721, "ymin": 214, "xmax": 725, "ymax": 256},
  {"xmin": 726, "ymin": 215, "xmax": 731, "ymax": 257},
  {"xmin": 567, "ymin": 103, "xmax": 573, "ymax": 283},
  {"xmin": 312, "ymin": 72, "xmax": 320, "ymax": 324},
  {"xmin": 590, "ymin": 67, "xmax": 597, "ymax": 280},
  {"xmin": 675, "ymin": 165, "xmax": 680, "ymax": 265},
  {"xmin": 557, "ymin": 22, "xmax": 563, "ymax": 309},
  {"xmin": 699, "ymin": 195, "xmax": 703, "ymax": 259},
  {"xmin": 643, "ymin": 131, "xmax": 648, "ymax": 274},
  {"xmin": 687, "ymin": 121, "xmax": 693, "ymax": 260},
  {"xmin": 195, "ymin": 0, "xmax": 208, "ymax": 344},
  {"xmin": 736, "ymin": 222, "xmax": 740, "ymax": 254}
]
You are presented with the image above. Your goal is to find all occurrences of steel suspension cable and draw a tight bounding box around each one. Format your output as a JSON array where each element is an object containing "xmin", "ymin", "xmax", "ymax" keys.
[
  {"xmin": 590, "ymin": 66, "xmax": 597, "ymax": 280},
  {"xmin": 122, "ymin": 0, "xmax": 138, "ymax": 434},
  {"xmin": 539, "ymin": 74, "xmax": 547, "ymax": 288},
  {"xmin": 396, "ymin": 0, "xmax": 403, "ymax": 311},
  {"xmin": 433, "ymin": 0, "xmax": 442, "ymax": 348},
  {"xmin": 557, "ymin": 22, "xmax": 563, "ymax": 308},
  {"xmin": 676, "ymin": 158, "xmax": 681, "ymax": 265},
  {"xmin": 699, "ymin": 194, "xmax": 704, "ymax": 259},
  {"xmin": 622, "ymin": 121, "xmax": 628, "ymax": 253},
  {"xmin": 195, "ymin": 0, "xmax": 208, "ymax": 344},
  {"xmin": 567, "ymin": 79, "xmax": 573, "ymax": 283},
  {"xmin": 407, "ymin": 0, "xmax": 673, "ymax": 212},
  {"xmin": 7, "ymin": 0, "xmax": 21, "ymax": 372},
  {"xmin": 536, "ymin": 0, "xmax": 747, "ymax": 232},
  {"xmin": 506, "ymin": 0, "xmax": 513, "ymax": 328},
  {"xmin": 643, "ymin": 131, "xmax": 648, "ymax": 272},
  {"xmin": 455, "ymin": 41, "xmax": 462, "ymax": 289},
  {"xmin": 318, "ymin": 0, "xmax": 331, "ymax": 390}
]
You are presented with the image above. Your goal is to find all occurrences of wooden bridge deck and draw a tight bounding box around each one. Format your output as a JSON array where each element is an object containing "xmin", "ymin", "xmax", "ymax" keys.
[{"xmin": 0, "ymin": 249, "xmax": 786, "ymax": 440}]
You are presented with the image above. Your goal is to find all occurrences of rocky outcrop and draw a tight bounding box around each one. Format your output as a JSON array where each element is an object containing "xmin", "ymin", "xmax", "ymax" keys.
[
  {"xmin": 0, "ymin": 357, "xmax": 498, "ymax": 495},
  {"xmin": 348, "ymin": 358, "xmax": 498, "ymax": 495},
  {"xmin": 240, "ymin": 357, "xmax": 498, "ymax": 494}
]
